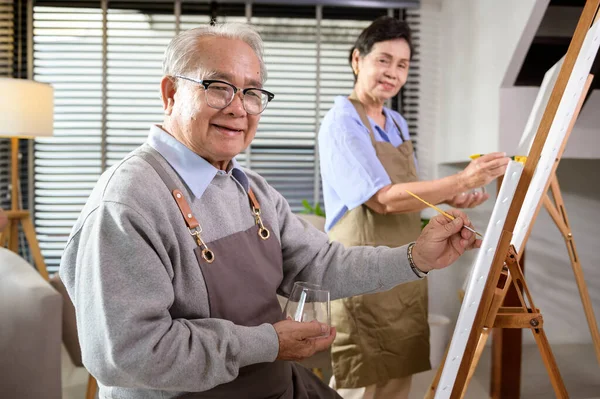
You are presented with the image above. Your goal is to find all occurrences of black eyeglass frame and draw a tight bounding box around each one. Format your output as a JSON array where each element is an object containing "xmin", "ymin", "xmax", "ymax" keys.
[{"xmin": 173, "ymin": 75, "xmax": 275, "ymax": 115}]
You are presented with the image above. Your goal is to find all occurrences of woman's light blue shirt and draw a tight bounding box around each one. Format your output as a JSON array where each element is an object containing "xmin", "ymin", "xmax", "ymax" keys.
[{"xmin": 318, "ymin": 96, "xmax": 415, "ymax": 232}]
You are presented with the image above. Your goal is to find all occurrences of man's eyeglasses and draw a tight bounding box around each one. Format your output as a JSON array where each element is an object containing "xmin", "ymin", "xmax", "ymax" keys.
[{"xmin": 174, "ymin": 75, "xmax": 274, "ymax": 115}]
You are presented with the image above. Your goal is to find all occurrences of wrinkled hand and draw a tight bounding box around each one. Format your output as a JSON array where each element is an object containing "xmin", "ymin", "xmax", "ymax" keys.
[
  {"xmin": 412, "ymin": 209, "xmax": 481, "ymax": 273},
  {"xmin": 459, "ymin": 152, "xmax": 510, "ymax": 190},
  {"xmin": 446, "ymin": 190, "xmax": 489, "ymax": 209},
  {"xmin": 274, "ymin": 319, "xmax": 336, "ymax": 361}
]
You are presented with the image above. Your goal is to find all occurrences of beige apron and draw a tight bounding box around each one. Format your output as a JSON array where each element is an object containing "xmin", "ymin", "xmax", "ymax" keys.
[
  {"xmin": 328, "ymin": 94, "xmax": 430, "ymax": 389},
  {"xmin": 140, "ymin": 149, "xmax": 340, "ymax": 399}
]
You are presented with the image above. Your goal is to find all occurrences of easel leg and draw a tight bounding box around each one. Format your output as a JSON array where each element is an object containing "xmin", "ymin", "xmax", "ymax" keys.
[
  {"xmin": 530, "ymin": 328, "xmax": 568, "ymax": 398},
  {"xmin": 504, "ymin": 250, "xmax": 568, "ymax": 399},
  {"xmin": 461, "ymin": 328, "xmax": 490, "ymax": 399},
  {"xmin": 425, "ymin": 328, "xmax": 491, "ymax": 399},
  {"xmin": 8, "ymin": 218, "xmax": 19, "ymax": 252},
  {"xmin": 491, "ymin": 245, "xmax": 524, "ymax": 399},
  {"xmin": 543, "ymin": 177, "xmax": 600, "ymax": 367},
  {"xmin": 85, "ymin": 374, "xmax": 98, "ymax": 399},
  {"xmin": 21, "ymin": 216, "xmax": 49, "ymax": 281},
  {"xmin": 424, "ymin": 345, "xmax": 448, "ymax": 399}
]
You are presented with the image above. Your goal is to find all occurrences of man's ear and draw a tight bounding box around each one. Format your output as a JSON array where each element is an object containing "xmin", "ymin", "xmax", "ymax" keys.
[{"xmin": 160, "ymin": 76, "xmax": 176, "ymax": 115}]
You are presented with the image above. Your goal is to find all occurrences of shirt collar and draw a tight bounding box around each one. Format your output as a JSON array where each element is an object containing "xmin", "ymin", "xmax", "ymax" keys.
[{"xmin": 147, "ymin": 125, "xmax": 249, "ymax": 198}]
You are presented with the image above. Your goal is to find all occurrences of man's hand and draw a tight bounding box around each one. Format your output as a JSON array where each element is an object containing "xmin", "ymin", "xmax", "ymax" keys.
[
  {"xmin": 273, "ymin": 319, "xmax": 336, "ymax": 361},
  {"xmin": 412, "ymin": 209, "xmax": 481, "ymax": 273}
]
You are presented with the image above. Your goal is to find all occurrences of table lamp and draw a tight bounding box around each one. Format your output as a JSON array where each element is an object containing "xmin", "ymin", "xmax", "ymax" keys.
[{"xmin": 0, "ymin": 78, "xmax": 54, "ymax": 280}]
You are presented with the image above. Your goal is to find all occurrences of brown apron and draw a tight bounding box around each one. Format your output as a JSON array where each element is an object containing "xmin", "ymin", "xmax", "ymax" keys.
[
  {"xmin": 328, "ymin": 94, "xmax": 430, "ymax": 389},
  {"xmin": 140, "ymin": 150, "xmax": 340, "ymax": 399}
]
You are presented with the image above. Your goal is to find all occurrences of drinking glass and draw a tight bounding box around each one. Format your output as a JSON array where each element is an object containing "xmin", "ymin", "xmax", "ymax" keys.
[{"xmin": 283, "ymin": 282, "xmax": 331, "ymax": 337}]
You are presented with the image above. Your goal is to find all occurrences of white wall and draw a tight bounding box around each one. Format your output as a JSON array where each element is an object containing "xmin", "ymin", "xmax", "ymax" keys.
[
  {"xmin": 419, "ymin": 0, "xmax": 600, "ymax": 345},
  {"xmin": 500, "ymin": 89, "xmax": 600, "ymax": 158},
  {"xmin": 415, "ymin": 0, "xmax": 442, "ymax": 181},
  {"xmin": 436, "ymin": 0, "xmax": 548, "ymax": 164}
]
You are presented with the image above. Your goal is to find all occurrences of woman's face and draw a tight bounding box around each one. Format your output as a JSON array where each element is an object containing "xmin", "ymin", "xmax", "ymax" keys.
[{"xmin": 354, "ymin": 38, "xmax": 411, "ymax": 103}]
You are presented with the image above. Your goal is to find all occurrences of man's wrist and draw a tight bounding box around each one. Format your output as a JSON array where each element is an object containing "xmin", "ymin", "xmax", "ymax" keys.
[{"xmin": 408, "ymin": 242, "xmax": 429, "ymax": 278}]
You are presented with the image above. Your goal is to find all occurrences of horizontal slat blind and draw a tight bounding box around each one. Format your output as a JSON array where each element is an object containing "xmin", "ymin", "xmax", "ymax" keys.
[
  {"xmin": 318, "ymin": 19, "xmax": 369, "ymax": 116},
  {"xmin": 0, "ymin": 0, "xmax": 12, "ymax": 76},
  {"xmin": 0, "ymin": 0, "xmax": 13, "ymax": 211},
  {"xmin": 250, "ymin": 16, "xmax": 317, "ymax": 211},
  {"xmin": 106, "ymin": 1, "xmax": 177, "ymax": 166},
  {"xmin": 403, "ymin": 10, "xmax": 420, "ymax": 155},
  {"xmin": 33, "ymin": 4, "xmax": 104, "ymax": 268}
]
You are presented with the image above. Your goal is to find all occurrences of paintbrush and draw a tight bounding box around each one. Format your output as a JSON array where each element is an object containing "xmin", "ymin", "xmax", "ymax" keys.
[{"xmin": 405, "ymin": 190, "xmax": 483, "ymax": 238}]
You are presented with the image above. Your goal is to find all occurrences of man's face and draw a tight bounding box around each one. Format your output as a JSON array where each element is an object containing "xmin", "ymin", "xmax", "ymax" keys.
[{"xmin": 163, "ymin": 37, "xmax": 263, "ymax": 168}]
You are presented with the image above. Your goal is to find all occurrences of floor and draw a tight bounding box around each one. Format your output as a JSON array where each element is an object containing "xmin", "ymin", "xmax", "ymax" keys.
[{"xmin": 62, "ymin": 343, "xmax": 600, "ymax": 399}]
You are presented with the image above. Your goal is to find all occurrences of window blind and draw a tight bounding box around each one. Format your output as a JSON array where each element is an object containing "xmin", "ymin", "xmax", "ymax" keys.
[
  {"xmin": 403, "ymin": 9, "xmax": 419, "ymax": 154},
  {"xmin": 249, "ymin": 15, "xmax": 319, "ymax": 211},
  {"xmin": 33, "ymin": 1, "xmax": 419, "ymax": 270},
  {"xmin": 0, "ymin": 0, "xmax": 14, "ymax": 211},
  {"xmin": 105, "ymin": 1, "xmax": 179, "ymax": 167},
  {"xmin": 33, "ymin": 3, "xmax": 104, "ymax": 268}
]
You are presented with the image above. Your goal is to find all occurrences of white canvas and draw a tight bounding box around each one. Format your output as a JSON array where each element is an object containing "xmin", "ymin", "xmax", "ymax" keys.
[
  {"xmin": 515, "ymin": 57, "xmax": 564, "ymax": 156},
  {"xmin": 435, "ymin": 161, "xmax": 523, "ymax": 398}
]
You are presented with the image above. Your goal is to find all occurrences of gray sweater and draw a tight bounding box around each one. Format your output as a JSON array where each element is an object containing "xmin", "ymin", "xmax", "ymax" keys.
[{"xmin": 59, "ymin": 143, "xmax": 419, "ymax": 398}]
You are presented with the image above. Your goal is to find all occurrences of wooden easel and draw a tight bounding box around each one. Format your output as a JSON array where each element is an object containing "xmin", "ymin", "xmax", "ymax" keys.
[
  {"xmin": 0, "ymin": 137, "xmax": 49, "ymax": 281},
  {"xmin": 492, "ymin": 72, "xmax": 600, "ymax": 396},
  {"xmin": 425, "ymin": 1, "xmax": 600, "ymax": 397}
]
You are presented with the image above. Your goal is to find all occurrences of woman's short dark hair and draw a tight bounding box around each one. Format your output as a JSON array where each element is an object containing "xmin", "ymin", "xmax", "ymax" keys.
[{"xmin": 349, "ymin": 16, "xmax": 414, "ymax": 69}]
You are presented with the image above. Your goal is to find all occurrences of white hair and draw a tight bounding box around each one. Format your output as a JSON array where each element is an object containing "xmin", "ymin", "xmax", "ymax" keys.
[{"xmin": 163, "ymin": 23, "xmax": 267, "ymax": 85}]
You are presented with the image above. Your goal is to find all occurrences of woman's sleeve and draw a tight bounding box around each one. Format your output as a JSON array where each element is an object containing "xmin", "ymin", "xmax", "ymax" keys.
[{"xmin": 318, "ymin": 109, "xmax": 391, "ymax": 210}]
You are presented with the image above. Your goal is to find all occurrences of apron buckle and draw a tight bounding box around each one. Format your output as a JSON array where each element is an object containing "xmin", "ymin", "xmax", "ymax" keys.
[
  {"xmin": 253, "ymin": 209, "xmax": 271, "ymax": 241},
  {"xmin": 190, "ymin": 227, "xmax": 215, "ymax": 263},
  {"xmin": 201, "ymin": 248, "xmax": 215, "ymax": 263}
]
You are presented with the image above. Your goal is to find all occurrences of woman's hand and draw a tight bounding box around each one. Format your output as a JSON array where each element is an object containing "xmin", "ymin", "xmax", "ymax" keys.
[
  {"xmin": 411, "ymin": 209, "xmax": 481, "ymax": 273},
  {"xmin": 446, "ymin": 190, "xmax": 489, "ymax": 209},
  {"xmin": 458, "ymin": 152, "xmax": 510, "ymax": 190}
]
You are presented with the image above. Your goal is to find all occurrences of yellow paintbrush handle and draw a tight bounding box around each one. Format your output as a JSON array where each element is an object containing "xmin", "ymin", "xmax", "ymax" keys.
[{"xmin": 405, "ymin": 190, "xmax": 483, "ymax": 238}]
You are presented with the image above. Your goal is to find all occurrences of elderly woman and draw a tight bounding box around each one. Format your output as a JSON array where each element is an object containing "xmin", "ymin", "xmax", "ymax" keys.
[
  {"xmin": 60, "ymin": 22, "xmax": 481, "ymax": 399},
  {"xmin": 318, "ymin": 17, "xmax": 509, "ymax": 399}
]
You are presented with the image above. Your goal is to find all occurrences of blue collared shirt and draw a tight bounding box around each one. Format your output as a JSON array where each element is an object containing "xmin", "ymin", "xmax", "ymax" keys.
[
  {"xmin": 147, "ymin": 125, "xmax": 249, "ymax": 198},
  {"xmin": 318, "ymin": 96, "xmax": 415, "ymax": 232}
]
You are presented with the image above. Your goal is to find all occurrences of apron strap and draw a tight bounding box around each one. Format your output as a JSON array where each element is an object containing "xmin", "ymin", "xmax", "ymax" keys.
[
  {"xmin": 137, "ymin": 147, "xmax": 271, "ymax": 245},
  {"xmin": 389, "ymin": 115, "xmax": 408, "ymax": 143},
  {"xmin": 388, "ymin": 115, "xmax": 418, "ymax": 173},
  {"xmin": 348, "ymin": 91, "xmax": 378, "ymax": 147},
  {"xmin": 137, "ymin": 149, "xmax": 201, "ymax": 231},
  {"xmin": 349, "ymin": 91, "xmax": 411, "ymax": 145}
]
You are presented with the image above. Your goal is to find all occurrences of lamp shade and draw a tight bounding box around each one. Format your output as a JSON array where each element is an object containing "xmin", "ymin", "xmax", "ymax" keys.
[{"xmin": 0, "ymin": 78, "xmax": 54, "ymax": 138}]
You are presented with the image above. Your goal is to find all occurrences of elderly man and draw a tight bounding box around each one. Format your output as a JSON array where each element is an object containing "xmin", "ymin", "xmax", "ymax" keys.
[{"xmin": 60, "ymin": 23, "xmax": 480, "ymax": 399}]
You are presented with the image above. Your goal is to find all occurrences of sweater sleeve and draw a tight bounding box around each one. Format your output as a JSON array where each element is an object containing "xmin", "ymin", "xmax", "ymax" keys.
[
  {"xmin": 267, "ymin": 186, "xmax": 420, "ymax": 300},
  {"xmin": 59, "ymin": 201, "xmax": 278, "ymax": 392}
]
